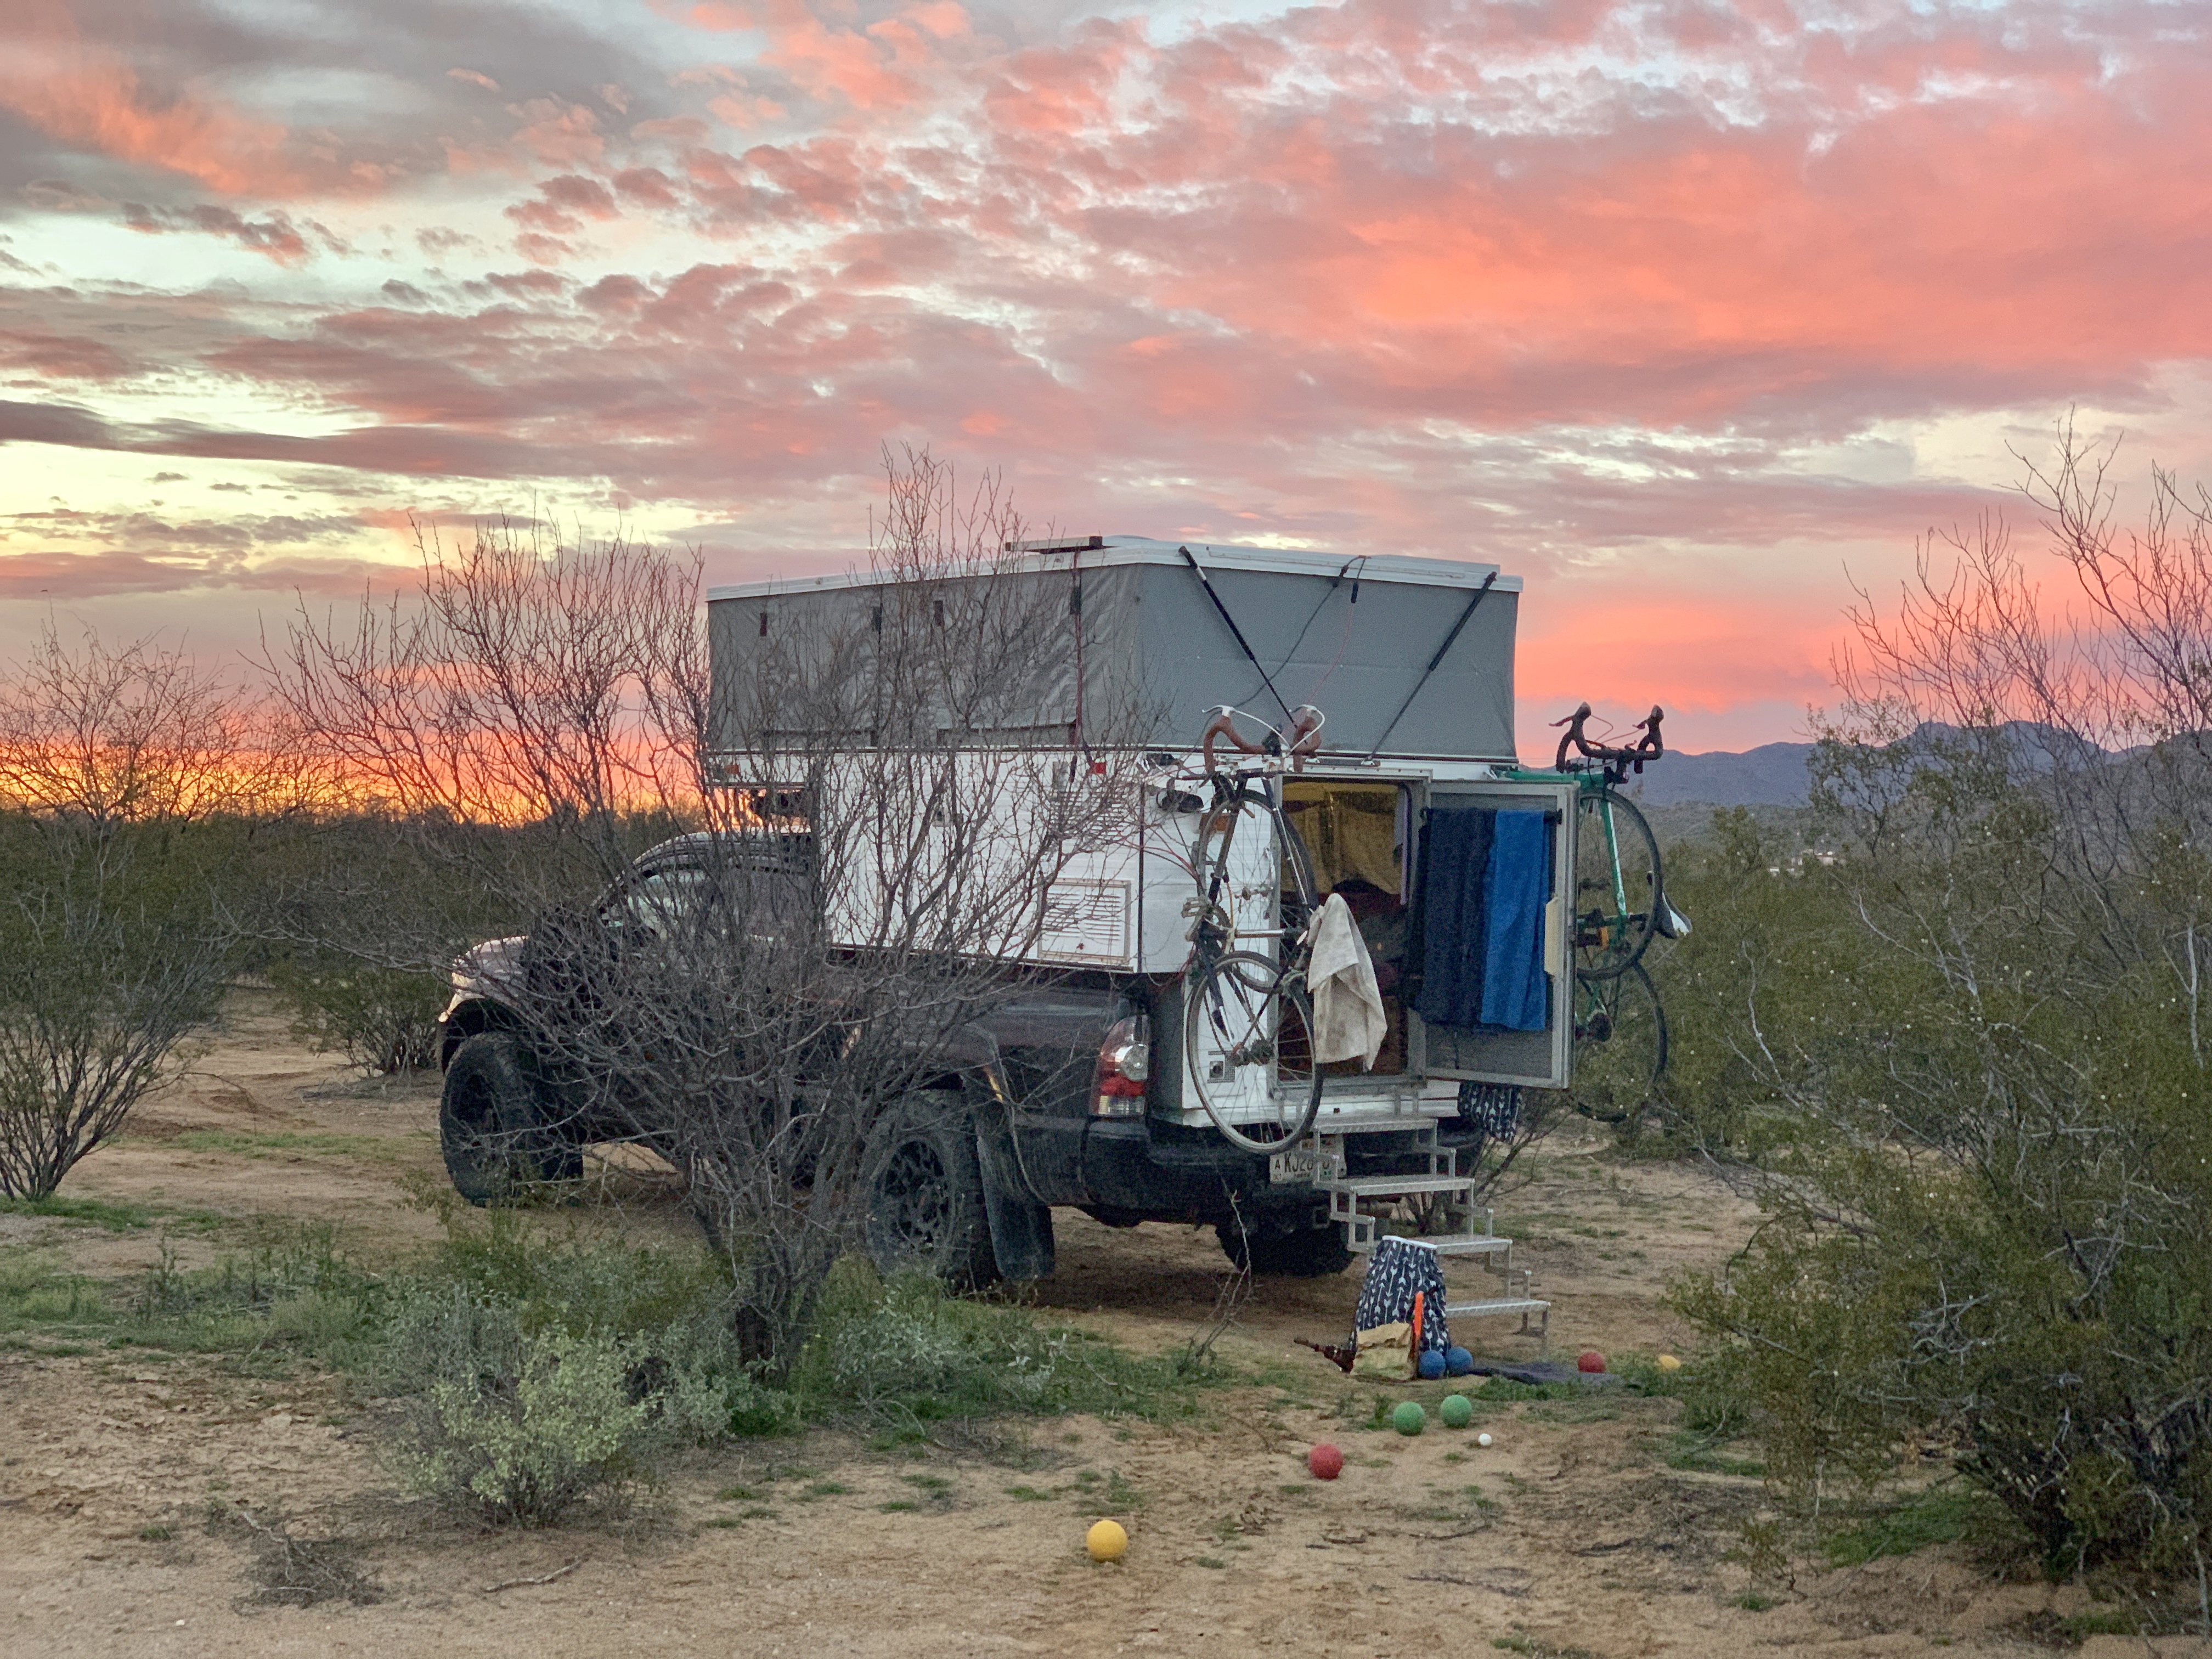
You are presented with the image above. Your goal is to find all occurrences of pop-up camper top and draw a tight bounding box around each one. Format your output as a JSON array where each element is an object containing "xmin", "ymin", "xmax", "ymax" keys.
[{"xmin": 708, "ymin": 537, "xmax": 1520, "ymax": 763}]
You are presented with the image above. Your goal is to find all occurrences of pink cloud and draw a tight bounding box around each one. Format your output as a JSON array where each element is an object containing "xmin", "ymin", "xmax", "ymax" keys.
[{"xmin": 0, "ymin": 0, "xmax": 307, "ymax": 196}]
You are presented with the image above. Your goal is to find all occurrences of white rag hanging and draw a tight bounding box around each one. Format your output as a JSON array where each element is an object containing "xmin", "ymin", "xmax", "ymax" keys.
[{"xmin": 1305, "ymin": 892, "xmax": 1386, "ymax": 1069}]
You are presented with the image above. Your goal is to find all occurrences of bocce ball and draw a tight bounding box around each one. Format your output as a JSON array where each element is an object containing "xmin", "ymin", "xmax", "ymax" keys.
[
  {"xmin": 1439, "ymin": 1394, "xmax": 1474, "ymax": 1429},
  {"xmin": 1392, "ymin": 1401, "xmax": 1426, "ymax": 1436},
  {"xmin": 1086, "ymin": 1519, "xmax": 1128, "ymax": 1562},
  {"xmin": 1308, "ymin": 1443, "xmax": 1344, "ymax": 1481}
]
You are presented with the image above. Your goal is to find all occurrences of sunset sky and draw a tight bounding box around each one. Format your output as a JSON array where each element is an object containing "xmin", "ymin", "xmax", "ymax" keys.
[{"xmin": 4, "ymin": 0, "xmax": 2210, "ymax": 753}]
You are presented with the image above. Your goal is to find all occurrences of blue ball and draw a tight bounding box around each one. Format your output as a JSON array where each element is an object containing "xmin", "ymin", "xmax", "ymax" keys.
[
  {"xmin": 1445, "ymin": 1346, "xmax": 1475, "ymax": 1376},
  {"xmin": 1417, "ymin": 1348, "xmax": 1447, "ymax": 1380}
]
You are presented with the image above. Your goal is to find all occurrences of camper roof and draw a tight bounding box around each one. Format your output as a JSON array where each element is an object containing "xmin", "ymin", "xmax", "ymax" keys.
[{"xmin": 706, "ymin": 537, "xmax": 1519, "ymax": 601}]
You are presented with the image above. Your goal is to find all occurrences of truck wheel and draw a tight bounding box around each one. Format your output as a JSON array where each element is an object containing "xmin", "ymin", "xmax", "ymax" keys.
[
  {"xmin": 861, "ymin": 1093, "xmax": 1000, "ymax": 1292},
  {"xmin": 439, "ymin": 1032, "xmax": 582, "ymax": 1205},
  {"xmin": 1217, "ymin": 1221, "xmax": 1353, "ymax": 1278}
]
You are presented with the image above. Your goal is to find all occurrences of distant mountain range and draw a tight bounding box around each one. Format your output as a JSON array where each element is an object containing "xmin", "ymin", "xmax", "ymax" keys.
[
  {"xmin": 1621, "ymin": 743, "xmax": 1816, "ymax": 807},
  {"xmin": 1615, "ymin": 723, "xmax": 2126, "ymax": 808}
]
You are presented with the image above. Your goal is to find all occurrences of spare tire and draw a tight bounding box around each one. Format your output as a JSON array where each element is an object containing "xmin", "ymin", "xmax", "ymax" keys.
[
  {"xmin": 439, "ymin": 1031, "xmax": 583, "ymax": 1205},
  {"xmin": 860, "ymin": 1093, "xmax": 1000, "ymax": 1291}
]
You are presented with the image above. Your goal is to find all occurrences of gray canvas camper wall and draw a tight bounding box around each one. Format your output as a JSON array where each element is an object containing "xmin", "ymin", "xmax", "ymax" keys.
[
  {"xmin": 705, "ymin": 538, "xmax": 1575, "ymax": 1107},
  {"xmin": 707, "ymin": 538, "xmax": 1519, "ymax": 763}
]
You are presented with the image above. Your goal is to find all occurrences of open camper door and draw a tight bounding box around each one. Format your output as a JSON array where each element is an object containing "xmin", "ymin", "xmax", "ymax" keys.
[{"xmin": 1410, "ymin": 777, "xmax": 1577, "ymax": 1090}]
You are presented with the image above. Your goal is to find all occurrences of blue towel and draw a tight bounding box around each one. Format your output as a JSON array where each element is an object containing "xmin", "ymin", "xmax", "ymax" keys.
[
  {"xmin": 1480, "ymin": 810, "xmax": 1549, "ymax": 1031},
  {"xmin": 1413, "ymin": 806, "xmax": 1492, "ymax": 1029}
]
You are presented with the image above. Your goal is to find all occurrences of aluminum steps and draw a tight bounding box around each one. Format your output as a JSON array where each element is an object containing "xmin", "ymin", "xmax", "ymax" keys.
[{"xmin": 1308, "ymin": 1119, "xmax": 1553, "ymax": 1345}]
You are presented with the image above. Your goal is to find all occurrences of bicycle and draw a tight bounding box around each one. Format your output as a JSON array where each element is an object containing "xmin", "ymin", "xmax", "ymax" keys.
[
  {"xmin": 1174, "ymin": 705, "xmax": 1329, "ymax": 1155},
  {"xmin": 1537, "ymin": 702, "xmax": 1668, "ymax": 981},
  {"xmin": 1566, "ymin": 961, "xmax": 1668, "ymax": 1124},
  {"xmin": 1514, "ymin": 702, "xmax": 1675, "ymax": 1120}
]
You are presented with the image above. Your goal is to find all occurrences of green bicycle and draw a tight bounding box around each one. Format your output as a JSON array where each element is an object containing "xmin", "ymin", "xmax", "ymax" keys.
[
  {"xmin": 1545, "ymin": 701, "xmax": 1668, "ymax": 980},
  {"xmin": 1515, "ymin": 702, "xmax": 1677, "ymax": 1121}
]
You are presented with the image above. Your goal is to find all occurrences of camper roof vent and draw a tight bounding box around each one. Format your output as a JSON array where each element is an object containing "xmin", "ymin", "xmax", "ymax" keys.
[{"xmin": 1004, "ymin": 535, "xmax": 1105, "ymax": 553}]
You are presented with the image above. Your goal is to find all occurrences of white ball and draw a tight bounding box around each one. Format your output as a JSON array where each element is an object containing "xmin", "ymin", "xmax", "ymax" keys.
[{"xmin": 1476, "ymin": 1432, "xmax": 1494, "ymax": 1448}]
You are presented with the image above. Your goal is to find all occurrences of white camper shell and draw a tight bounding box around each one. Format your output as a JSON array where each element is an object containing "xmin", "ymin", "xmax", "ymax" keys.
[{"xmin": 707, "ymin": 537, "xmax": 1580, "ymax": 1141}]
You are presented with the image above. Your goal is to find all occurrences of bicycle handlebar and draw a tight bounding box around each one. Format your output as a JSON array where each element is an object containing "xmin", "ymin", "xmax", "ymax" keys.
[
  {"xmin": 1200, "ymin": 706, "xmax": 1324, "ymax": 775},
  {"xmin": 1551, "ymin": 702, "xmax": 1665, "ymax": 777}
]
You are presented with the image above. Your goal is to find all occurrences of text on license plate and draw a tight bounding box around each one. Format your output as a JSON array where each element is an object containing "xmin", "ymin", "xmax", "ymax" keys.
[{"xmin": 1268, "ymin": 1149, "xmax": 1323, "ymax": 1185}]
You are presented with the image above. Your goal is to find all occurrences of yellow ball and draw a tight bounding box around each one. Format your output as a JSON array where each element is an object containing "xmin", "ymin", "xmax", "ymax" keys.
[
  {"xmin": 1086, "ymin": 1519, "xmax": 1128, "ymax": 1562},
  {"xmin": 1656, "ymin": 1354, "xmax": 1683, "ymax": 1374}
]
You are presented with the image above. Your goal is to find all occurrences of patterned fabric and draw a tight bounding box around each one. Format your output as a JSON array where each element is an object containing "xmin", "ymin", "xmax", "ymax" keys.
[
  {"xmin": 1353, "ymin": 1235, "xmax": 1449, "ymax": 1355},
  {"xmin": 1458, "ymin": 1081, "xmax": 1523, "ymax": 1139}
]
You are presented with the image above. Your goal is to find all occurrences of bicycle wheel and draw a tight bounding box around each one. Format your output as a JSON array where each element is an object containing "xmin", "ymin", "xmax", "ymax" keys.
[
  {"xmin": 1571, "ymin": 788, "xmax": 1663, "ymax": 979},
  {"xmin": 1568, "ymin": 962, "xmax": 1668, "ymax": 1124},
  {"xmin": 1183, "ymin": 950, "xmax": 1324, "ymax": 1155}
]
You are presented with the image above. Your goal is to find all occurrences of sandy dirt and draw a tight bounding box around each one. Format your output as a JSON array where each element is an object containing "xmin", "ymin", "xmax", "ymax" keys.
[{"xmin": 2, "ymin": 990, "xmax": 2197, "ymax": 1658}]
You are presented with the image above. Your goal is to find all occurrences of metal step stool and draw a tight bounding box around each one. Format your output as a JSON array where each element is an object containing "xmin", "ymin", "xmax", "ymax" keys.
[{"xmin": 1308, "ymin": 1119, "xmax": 1551, "ymax": 1346}]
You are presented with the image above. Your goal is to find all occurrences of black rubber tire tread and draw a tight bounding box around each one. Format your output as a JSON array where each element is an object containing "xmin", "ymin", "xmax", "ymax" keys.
[
  {"xmin": 1183, "ymin": 951, "xmax": 1325, "ymax": 1154},
  {"xmin": 1572, "ymin": 789, "xmax": 1665, "ymax": 981},
  {"xmin": 1567, "ymin": 961, "xmax": 1669, "ymax": 1124},
  {"xmin": 859, "ymin": 1092, "xmax": 1001, "ymax": 1293},
  {"xmin": 439, "ymin": 1031, "xmax": 583, "ymax": 1206},
  {"xmin": 1217, "ymin": 1222, "xmax": 1353, "ymax": 1278}
]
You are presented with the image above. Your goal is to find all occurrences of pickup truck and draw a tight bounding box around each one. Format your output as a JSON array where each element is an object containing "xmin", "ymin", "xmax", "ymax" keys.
[{"xmin": 432, "ymin": 830, "xmax": 1450, "ymax": 1285}]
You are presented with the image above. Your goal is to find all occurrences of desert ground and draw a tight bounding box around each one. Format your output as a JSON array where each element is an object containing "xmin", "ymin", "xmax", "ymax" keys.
[{"xmin": 1, "ymin": 990, "xmax": 2198, "ymax": 1659}]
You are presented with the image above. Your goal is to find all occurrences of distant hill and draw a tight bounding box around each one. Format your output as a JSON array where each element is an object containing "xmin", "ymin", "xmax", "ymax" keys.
[
  {"xmin": 1623, "ymin": 742, "xmax": 1815, "ymax": 807},
  {"xmin": 1616, "ymin": 721, "xmax": 2123, "ymax": 811}
]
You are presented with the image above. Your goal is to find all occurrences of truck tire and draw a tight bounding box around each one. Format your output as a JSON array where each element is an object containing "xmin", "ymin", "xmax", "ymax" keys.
[
  {"xmin": 1217, "ymin": 1221, "xmax": 1353, "ymax": 1278},
  {"xmin": 861, "ymin": 1093, "xmax": 1000, "ymax": 1292},
  {"xmin": 439, "ymin": 1032, "xmax": 583, "ymax": 1205}
]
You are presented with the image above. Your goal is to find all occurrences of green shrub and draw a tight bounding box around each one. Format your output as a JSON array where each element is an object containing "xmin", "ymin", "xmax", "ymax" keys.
[
  {"xmin": 268, "ymin": 954, "xmax": 448, "ymax": 1074},
  {"xmin": 1664, "ymin": 734, "xmax": 2212, "ymax": 1580},
  {"xmin": 382, "ymin": 1299, "xmax": 654, "ymax": 1525},
  {"xmin": 786, "ymin": 1262, "xmax": 1203, "ymax": 1429}
]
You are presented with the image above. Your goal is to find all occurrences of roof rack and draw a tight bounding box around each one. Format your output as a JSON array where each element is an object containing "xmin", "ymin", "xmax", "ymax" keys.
[{"xmin": 1003, "ymin": 535, "xmax": 1105, "ymax": 553}]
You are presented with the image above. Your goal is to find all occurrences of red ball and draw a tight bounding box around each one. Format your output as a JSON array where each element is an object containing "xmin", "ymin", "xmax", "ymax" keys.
[
  {"xmin": 1577, "ymin": 1350, "xmax": 1607, "ymax": 1374},
  {"xmin": 1307, "ymin": 1443, "xmax": 1345, "ymax": 1481}
]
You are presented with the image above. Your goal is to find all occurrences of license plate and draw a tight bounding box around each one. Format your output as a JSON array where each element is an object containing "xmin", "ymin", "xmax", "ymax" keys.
[{"xmin": 1268, "ymin": 1149, "xmax": 1323, "ymax": 1186}]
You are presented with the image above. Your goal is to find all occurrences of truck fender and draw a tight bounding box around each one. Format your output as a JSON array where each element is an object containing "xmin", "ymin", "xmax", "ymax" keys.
[{"xmin": 973, "ymin": 1106, "xmax": 1056, "ymax": 1281}]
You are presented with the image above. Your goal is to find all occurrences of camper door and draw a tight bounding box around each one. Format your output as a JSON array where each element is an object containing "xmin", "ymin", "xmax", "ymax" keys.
[{"xmin": 1409, "ymin": 778, "xmax": 1576, "ymax": 1090}]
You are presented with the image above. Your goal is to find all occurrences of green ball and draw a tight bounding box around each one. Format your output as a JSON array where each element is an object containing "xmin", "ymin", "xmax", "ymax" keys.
[
  {"xmin": 1392, "ymin": 1401, "xmax": 1426, "ymax": 1436},
  {"xmin": 1439, "ymin": 1393, "xmax": 1474, "ymax": 1429}
]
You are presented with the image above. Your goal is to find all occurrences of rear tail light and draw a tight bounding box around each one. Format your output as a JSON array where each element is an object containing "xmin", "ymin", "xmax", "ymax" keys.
[{"xmin": 1092, "ymin": 1014, "xmax": 1151, "ymax": 1118}]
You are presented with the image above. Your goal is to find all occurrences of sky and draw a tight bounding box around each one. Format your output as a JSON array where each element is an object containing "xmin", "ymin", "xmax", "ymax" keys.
[{"xmin": 4, "ymin": 0, "xmax": 2211, "ymax": 755}]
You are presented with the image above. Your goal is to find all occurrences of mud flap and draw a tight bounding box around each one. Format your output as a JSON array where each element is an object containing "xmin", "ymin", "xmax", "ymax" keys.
[{"xmin": 974, "ymin": 1111, "xmax": 1056, "ymax": 1280}]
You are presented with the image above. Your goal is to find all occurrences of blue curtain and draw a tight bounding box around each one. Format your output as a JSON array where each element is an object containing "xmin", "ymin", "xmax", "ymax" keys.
[
  {"xmin": 1413, "ymin": 806, "xmax": 1492, "ymax": 1029},
  {"xmin": 1480, "ymin": 810, "xmax": 1549, "ymax": 1031}
]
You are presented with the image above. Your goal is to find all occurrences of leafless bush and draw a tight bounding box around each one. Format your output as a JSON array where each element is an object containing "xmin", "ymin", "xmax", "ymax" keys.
[
  {"xmin": 0, "ymin": 627, "xmax": 244, "ymax": 1199},
  {"xmin": 530, "ymin": 452, "xmax": 1141, "ymax": 1365},
  {"xmin": 0, "ymin": 879, "xmax": 229, "ymax": 1199},
  {"xmin": 0, "ymin": 621, "xmax": 302, "ymax": 827},
  {"xmin": 268, "ymin": 516, "xmax": 704, "ymax": 905}
]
